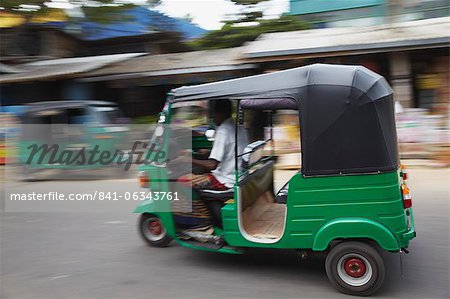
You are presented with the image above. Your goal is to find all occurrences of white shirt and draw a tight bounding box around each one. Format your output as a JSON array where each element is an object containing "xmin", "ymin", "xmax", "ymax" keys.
[{"xmin": 209, "ymin": 118, "xmax": 248, "ymax": 188}]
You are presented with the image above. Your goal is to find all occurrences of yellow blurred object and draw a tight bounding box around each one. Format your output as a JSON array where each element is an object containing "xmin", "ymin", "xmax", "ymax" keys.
[
  {"xmin": 0, "ymin": 145, "xmax": 5, "ymax": 165},
  {"xmin": 263, "ymin": 111, "xmax": 302, "ymax": 170},
  {"xmin": 0, "ymin": 13, "xmax": 25, "ymax": 28},
  {"xmin": 94, "ymin": 135, "xmax": 113, "ymax": 140},
  {"xmin": 0, "ymin": 10, "xmax": 67, "ymax": 28},
  {"xmin": 417, "ymin": 74, "xmax": 440, "ymax": 90},
  {"xmin": 31, "ymin": 10, "xmax": 68, "ymax": 23}
]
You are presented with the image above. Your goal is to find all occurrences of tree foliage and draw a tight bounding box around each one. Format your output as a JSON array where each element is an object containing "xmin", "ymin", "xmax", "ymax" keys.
[
  {"xmin": 188, "ymin": 15, "xmax": 309, "ymax": 50},
  {"xmin": 181, "ymin": 13, "xmax": 194, "ymax": 23},
  {"xmin": 188, "ymin": 0, "xmax": 310, "ymax": 50},
  {"xmin": 228, "ymin": 0, "xmax": 270, "ymax": 24}
]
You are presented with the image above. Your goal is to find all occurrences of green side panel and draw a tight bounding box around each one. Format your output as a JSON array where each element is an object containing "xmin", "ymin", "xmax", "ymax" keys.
[
  {"xmin": 312, "ymin": 218, "xmax": 398, "ymax": 251},
  {"xmin": 285, "ymin": 170, "xmax": 408, "ymax": 251},
  {"xmin": 222, "ymin": 170, "xmax": 409, "ymax": 251}
]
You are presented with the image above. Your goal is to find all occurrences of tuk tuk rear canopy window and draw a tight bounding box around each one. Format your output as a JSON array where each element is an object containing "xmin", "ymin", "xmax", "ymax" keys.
[{"xmin": 171, "ymin": 64, "xmax": 399, "ymax": 176}]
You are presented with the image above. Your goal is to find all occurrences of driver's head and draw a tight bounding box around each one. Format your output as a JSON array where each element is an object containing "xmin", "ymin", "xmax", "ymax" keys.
[{"xmin": 213, "ymin": 100, "xmax": 232, "ymax": 126}]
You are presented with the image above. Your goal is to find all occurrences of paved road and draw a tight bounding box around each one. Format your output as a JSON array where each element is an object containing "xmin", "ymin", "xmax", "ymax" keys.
[{"xmin": 1, "ymin": 168, "xmax": 449, "ymax": 299}]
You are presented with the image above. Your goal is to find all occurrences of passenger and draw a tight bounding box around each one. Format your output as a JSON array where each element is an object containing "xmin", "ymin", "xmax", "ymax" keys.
[{"xmin": 178, "ymin": 100, "xmax": 248, "ymax": 191}]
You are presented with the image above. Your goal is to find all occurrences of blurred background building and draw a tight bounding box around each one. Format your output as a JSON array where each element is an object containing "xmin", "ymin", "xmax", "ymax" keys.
[
  {"xmin": 0, "ymin": 6, "xmax": 205, "ymax": 58},
  {"xmin": 1, "ymin": 0, "xmax": 449, "ymax": 165},
  {"xmin": 289, "ymin": 0, "xmax": 449, "ymax": 27}
]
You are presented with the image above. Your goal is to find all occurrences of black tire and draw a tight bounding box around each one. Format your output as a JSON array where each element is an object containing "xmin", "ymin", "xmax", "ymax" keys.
[
  {"xmin": 325, "ymin": 241, "xmax": 385, "ymax": 296},
  {"xmin": 138, "ymin": 214, "xmax": 172, "ymax": 247}
]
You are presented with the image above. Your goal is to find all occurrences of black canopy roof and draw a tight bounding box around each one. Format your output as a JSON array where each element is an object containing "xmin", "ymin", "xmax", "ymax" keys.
[{"xmin": 171, "ymin": 64, "xmax": 399, "ymax": 176}]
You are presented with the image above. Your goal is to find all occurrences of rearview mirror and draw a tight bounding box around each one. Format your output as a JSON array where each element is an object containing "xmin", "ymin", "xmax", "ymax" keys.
[{"xmin": 157, "ymin": 113, "xmax": 166, "ymax": 124}]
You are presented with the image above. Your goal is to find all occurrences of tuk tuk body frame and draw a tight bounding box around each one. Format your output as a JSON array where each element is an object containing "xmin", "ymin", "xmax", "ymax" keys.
[{"xmin": 134, "ymin": 64, "xmax": 416, "ymax": 296}]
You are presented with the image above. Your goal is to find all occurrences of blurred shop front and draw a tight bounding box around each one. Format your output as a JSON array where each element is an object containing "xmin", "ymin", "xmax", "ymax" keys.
[
  {"xmin": 242, "ymin": 17, "xmax": 449, "ymax": 165},
  {"xmin": 0, "ymin": 48, "xmax": 256, "ymax": 121},
  {"xmin": 243, "ymin": 17, "xmax": 449, "ymax": 114},
  {"xmin": 79, "ymin": 48, "xmax": 257, "ymax": 119},
  {"xmin": 411, "ymin": 49, "xmax": 449, "ymax": 114},
  {"xmin": 0, "ymin": 53, "xmax": 145, "ymax": 107}
]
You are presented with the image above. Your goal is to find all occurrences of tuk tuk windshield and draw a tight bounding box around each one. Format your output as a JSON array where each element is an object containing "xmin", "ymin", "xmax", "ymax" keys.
[{"xmin": 171, "ymin": 101, "xmax": 208, "ymax": 132}]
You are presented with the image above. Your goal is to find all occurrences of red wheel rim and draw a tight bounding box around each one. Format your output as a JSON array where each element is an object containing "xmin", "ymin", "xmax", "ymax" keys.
[
  {"xmin": 343, "ymin": 257, "xmax": 367, "ymax": 278},
  {"xmin": 148, "ymin": 220, "xmax": 162, "ymax": 235}
]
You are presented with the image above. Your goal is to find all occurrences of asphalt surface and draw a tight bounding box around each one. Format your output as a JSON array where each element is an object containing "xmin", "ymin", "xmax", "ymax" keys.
[{"xmin": 1, "ymin": 168, "xmax": 449, "ymax": 299}]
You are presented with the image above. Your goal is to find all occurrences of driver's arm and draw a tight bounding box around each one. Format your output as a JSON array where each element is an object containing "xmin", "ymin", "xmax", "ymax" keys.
[
  {"xmin": 191, "ymin": 158, "xmax": 219, "ymax": 171},
  {"xmin": 191, "ymin": 128, "xmax": 226, "ymax": 171}
]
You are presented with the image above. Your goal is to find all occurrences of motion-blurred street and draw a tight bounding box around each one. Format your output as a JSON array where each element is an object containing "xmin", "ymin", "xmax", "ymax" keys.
[
  {"xmin": 1, "ymin": 167, "xmax": 448, "ymax": 299},
  {"xmin": 1, "ymin": 1, "xmax": 449, "ymax": 298}
]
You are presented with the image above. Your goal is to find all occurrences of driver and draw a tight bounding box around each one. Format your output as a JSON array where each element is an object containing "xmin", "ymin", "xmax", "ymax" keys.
[{"xmin": 178, "ymin": 100, "xmax": 248, "ymax": 191}]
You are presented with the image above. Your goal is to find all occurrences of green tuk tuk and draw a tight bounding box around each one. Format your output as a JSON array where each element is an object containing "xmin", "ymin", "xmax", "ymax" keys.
[
  {"xmin": 20, "ymin": 100, "xmax": 128, "ymax": 180},
  {"xmin": 135, "ymin": 64, "xmax": 416, "ymax": 296}
]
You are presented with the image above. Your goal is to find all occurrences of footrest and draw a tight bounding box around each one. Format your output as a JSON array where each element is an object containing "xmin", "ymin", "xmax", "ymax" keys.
[{"xmin": 197, "ymin": 188, "xmax": 234, "ymax": 202}]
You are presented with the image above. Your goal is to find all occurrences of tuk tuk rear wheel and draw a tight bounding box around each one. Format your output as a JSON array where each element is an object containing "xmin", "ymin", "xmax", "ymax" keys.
[
  {"xmin": 138, "ymin": 214, "xmax": 172, "ymax": 247},
  {"xmin": 325, "ymin": 241, "xmax": 385, "ymax": 296}
]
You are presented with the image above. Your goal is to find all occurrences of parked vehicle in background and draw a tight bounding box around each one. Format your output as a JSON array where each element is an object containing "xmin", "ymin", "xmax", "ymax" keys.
[{"xmin": 19, "ymin": 101, "xmax": 128, "ymax": 180}]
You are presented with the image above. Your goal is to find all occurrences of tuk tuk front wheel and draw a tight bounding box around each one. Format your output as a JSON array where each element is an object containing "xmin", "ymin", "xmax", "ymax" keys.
[
  {"xmin": 325, "ymin": 241, "xmax": 385, "ymax": 296},
  {"xmin": 138, "ymin": 214, "xmax": 172, "ymax": 247}
]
